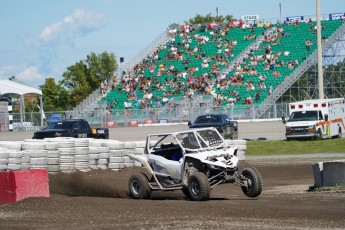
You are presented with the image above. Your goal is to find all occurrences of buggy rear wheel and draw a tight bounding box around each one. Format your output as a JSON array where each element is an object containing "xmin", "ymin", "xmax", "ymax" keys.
[
  {"xmin": 128, "ymin": 173, "xmax": 151, "ymax": 199},
  {"xmin": 182, "ymin": 186, "xmax": 189, "ymax": 198},
  {"xmin": 241, "ymin": 167, "xmax": 263, "ymax": 198},
  {"xmin": 187, "ymin": 172, "xmax": 210, "ymax": 201}
]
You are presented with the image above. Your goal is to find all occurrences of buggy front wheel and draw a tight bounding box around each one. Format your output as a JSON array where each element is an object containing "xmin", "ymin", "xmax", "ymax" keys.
[
  {"xmin": 187, "ymin": 172, "xmax": 210, "ymax": 201},
  {"xmin": 240, "ymin": 167, "xmax": 263, "ymax": 198}
]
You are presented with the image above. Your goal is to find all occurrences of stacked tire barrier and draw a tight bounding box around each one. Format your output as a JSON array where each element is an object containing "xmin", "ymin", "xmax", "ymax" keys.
[{"xmin": 0, "ymin": 138, "xmax": 246, "ymax": 174}]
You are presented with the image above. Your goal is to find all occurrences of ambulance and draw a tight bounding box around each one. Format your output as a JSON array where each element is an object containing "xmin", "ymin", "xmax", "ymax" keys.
[{"xmin": 282, "ymin": 98, "xmax": 345, "ymax": 140}]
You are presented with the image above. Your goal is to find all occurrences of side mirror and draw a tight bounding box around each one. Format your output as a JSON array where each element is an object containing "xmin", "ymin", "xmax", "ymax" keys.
[
  {"xmin": 282, "ymin": 116, "xmax": 286, "ymax": 124},
  {"xmin": 188, "ymin": 121, "xmax": 192, "ymax": 126},
  {"xmin": 325, "ymin": 114, "xmax": 328, "ymax": 121}
]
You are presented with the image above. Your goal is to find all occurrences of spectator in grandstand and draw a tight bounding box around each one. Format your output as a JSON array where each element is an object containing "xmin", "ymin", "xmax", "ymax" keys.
[
  {"xmin": 264, "ymin": 21, "xmax": 271, "ymax": 28},
  {"xmin": 276, "ymin": 60, "xmax": 285, "ymax": 67},
  {"xmin": 268, "ymin": 85, "xmax": 273, "ymax": 96},
  {"xmin": 201, "ymin": 59, "xmax": 209, "ymax": 68},
  {"xmin": 244, "ymin": 80, "xmax": 255, "ymax": 92},
  {"xmin": 305, "ymin": 39, "xmax": 311, "ymax": 51},
  {"xmin": 113, "ymin": 99, "xmax": 118, "ymax": 108},
  {"xmin": 258, "ymin": 81, "xmax": 267, "ymax": 91},
  {"xmin": 258, "ymin": 74, "xmax": 267, "ymax": 82},
  {"xmin": 273, "ymin": 70, "xmax": 281, "ymax": 77},
  {"xmin": 243, "ymin": 96, "xmax": 253, "ymax": 105},
  {"xmin": 295, "ymin": 20, "xmax": 300, "ymax": 27},
  {"xmin": 255, "ymin": 90, "xmax": 261, "ymax": 101}
]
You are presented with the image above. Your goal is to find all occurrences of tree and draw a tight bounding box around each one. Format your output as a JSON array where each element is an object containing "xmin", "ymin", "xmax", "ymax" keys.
[
  {"xmin": 185, "ymin": 13, "xmax": 234, "ymax": 25},
  {"xmin": 39, "ymin": 78, "xmax": 68, "ymax": 111},
  {"xmin": 85, "ymin": 51, "xmax": 117, "ymax": 91},
  {"xmin": 168, "ymin": 23, "xmax": 179, "ymax": 30},
  {"xmin": 61, "ymin": 51, "xmax": 117, "ymax": 108}
]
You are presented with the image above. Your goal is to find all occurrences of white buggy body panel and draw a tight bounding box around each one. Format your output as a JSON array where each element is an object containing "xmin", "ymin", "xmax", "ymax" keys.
[
  {"xmin": 186, "ymin": 147, "xmax": 239, "ymax": 169},
  {"xmin": 147, "ymin": 154, "xmax": 182, "ymax": 180}
]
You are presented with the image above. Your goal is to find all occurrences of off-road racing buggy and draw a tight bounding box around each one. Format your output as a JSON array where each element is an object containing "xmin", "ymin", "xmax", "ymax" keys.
[{"xmin": 128, "ymin": 127, "xmax": 263, "ymax": 201}]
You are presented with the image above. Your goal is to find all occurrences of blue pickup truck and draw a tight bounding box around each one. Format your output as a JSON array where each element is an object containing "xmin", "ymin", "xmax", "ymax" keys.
[{"xmin": 188, "ymin": 114, "xmax": 238, "ymax": 139}]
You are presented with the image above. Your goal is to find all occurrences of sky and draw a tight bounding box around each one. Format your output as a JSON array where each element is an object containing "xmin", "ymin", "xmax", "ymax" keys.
[{"xmin": 0, "ymin": 0, "xmax": 343, "ymax": 88}]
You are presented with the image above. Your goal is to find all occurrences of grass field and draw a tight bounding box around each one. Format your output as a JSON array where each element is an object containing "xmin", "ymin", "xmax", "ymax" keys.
[{"xmin": 246, "ymin": 138, "xmax": 345, "ymax": 156}]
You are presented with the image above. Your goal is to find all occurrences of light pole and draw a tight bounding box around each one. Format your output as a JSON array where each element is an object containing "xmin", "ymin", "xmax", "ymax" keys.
[{"xmin": 316, "ymin": 0, "xmax": 324, "ymax": 99}]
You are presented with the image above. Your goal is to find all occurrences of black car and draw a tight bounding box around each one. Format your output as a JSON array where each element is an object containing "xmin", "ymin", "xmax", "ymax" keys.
[{"xmin": 188, "ymin": 114, "xmax": 238, "ymax": 139}]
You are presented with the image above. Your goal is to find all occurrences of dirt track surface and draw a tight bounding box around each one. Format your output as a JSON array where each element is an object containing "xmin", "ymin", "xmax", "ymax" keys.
[{"xmin": 1, "ymin": 160, "xmax": 345, "ymax": 230}]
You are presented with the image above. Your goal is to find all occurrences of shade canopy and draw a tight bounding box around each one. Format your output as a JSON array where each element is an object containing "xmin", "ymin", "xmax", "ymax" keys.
[
  {"xmin": 0, "ymin": 79, "xmax": 44, "ymax": 127},
  {"xmin": 0, "ymin": 79, "xmax": 42, "ymax": 96}
]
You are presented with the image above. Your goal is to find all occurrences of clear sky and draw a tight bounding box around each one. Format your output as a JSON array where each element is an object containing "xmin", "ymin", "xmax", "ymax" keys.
[{"xmin": 0, "ymin": 0, "xmax": 343, "ymax": 87}]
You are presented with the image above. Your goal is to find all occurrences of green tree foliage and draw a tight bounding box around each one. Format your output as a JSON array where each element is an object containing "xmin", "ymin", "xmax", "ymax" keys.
[
  {"xmin": 168, "ymin": 23, "xmax": 179, "ymax": 30},
  {"xmin": 61, "ymin": 51, "xmax": 117, "ymax": 108},
  {"xmin": 185, "ymin": 13, "xmax": 234, "ymax": 25},
  {"xmin": 39, "ymin": 78, "xmax": 68, "ymax": 111},
  {"xmin": 85, "ymin": 52, "xmax": 117, "ymax": 91}
]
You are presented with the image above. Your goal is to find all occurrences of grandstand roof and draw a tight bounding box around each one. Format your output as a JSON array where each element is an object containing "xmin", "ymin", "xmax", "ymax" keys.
[{"xmin": 0, "ymin": 79, "xmax": 42, "ymax": 96}]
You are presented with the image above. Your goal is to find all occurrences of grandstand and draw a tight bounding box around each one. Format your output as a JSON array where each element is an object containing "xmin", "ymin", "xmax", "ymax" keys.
[{"xmin": 71, "ymin": 15, "xmax": 345, "ymax": 124}]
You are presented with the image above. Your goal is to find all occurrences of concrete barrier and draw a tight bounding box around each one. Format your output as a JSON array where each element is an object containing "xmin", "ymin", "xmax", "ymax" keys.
[
  {"xmin": 106, "ymin": 121, "xmax": 116, "ymax": 128},
  {"xmin": 128, "ymin": 120, "xmax": 139, "ymax": 127},
  {"xmin": 0, "ymin": 169, "xmax": 49, "ymax": 204},
  {"xmin": 313, "ymin": 160, "xmax": 345, "ymax": 187},
  {"xmin": 312, "ymin": 162, "xmax": 323, "ymax": 187},
  {"xmin": 144, "ymin": 119, "xmax": 154, "ymax": 124}
]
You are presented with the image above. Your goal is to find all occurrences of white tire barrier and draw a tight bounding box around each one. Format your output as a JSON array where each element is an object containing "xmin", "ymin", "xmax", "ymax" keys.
[
  {"xmin": 0, "ymin": 137, "xmax": 248, "ymax": 173},
  {"xmin": 124, "ymin": 142, "xmax": 136, "ymax": 149},
  {"xmin": 134, "ymin": 141, "xmax": 146, "ymax": 148},
  {"xmin": 109, "ymin": 156, "xmax": 123, "ymax": 163},
  {"xmin": 0, "ymin": 142, "xmax": 22, "ymax": 151},
  {"xmin": 8, "ymin": 158, "xmax": 22, "ymax": 164},
  {"xmin": 21, "ymin": 143, "xmax": 46, "ymax": 151},
  {"xmin": 110, "ymin": 150, "xmax": 125, "ymax": 157},
  {"xmin": 102, "ymin": 141, "xmax": 125, "ymax": 150},
  {"xmin": 89, "ymin": 147, "xmax": 101, "ymax": 154},
  {"xmin": 45, "ymin": 143, "xmax": 58, "ymax": 150},
  {"xmin": 0, "ymin": 164, "xmax": 8, "ymax": 170},
  {"xmin": 7, "ymin": 164, "xmax": 22, "ymax": 171},
  {"xmin": 0, "ymin": 159, "xmax": 8, "ymax": 164},
  {"xmin": 108, "ymin": 163, "xmax": 124, "ymax": 170},
  {"xmin": 47, "ymin": 150, "xmax": 59, "ymax": 158},
  {"xmin": 89, "ymin": 139, "xmax": 103, "ymax": 147}
]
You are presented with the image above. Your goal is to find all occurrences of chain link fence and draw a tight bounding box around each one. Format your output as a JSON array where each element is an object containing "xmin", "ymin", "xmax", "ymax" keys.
[{"xmin": 0, "ymin": 102, "xmax": 291, "ymax": 132}]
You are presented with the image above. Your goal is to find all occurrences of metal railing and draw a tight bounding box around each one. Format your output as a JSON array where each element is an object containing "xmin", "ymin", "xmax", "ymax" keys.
[{"xmin": 0, "ymin": 101, "xmax": 292, "ymax": 132}]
